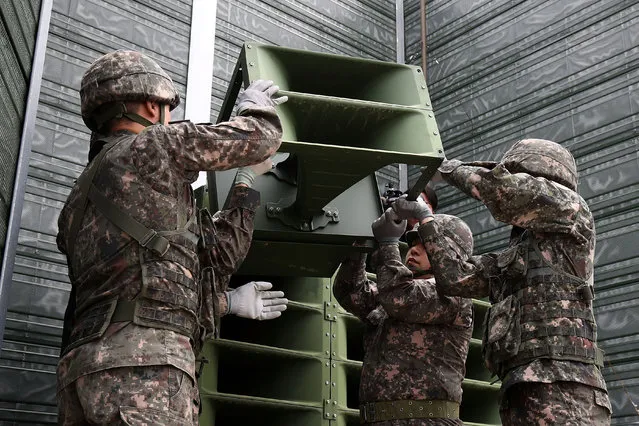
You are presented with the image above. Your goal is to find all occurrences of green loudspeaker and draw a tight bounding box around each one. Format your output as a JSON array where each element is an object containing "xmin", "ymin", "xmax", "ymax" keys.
[{"xmin": 208, "ymin": 42, "xmax": 443, "ymax": 277}]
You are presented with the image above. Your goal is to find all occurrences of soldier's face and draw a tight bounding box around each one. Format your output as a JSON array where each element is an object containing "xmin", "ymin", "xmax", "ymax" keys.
[{"xmin": 405, "ymin": 240, "xmax": 431, "ymax": 272}]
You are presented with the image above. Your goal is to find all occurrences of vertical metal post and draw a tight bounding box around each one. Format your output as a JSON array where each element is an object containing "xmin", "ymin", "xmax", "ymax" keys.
[
  {"xmin": 0, "ymin": 0, "xmax": 54, "ymax": 351},
  {"xmin": 186, "ymin": 0, "xmax": 218, "ymax": 189},
  {"xmin": 396, "ymin": 0, "xmax": 408, "ymax": 190},
  {"xmin": 420, "ymin": 0, "xmax": 427, "ymax": 77}
]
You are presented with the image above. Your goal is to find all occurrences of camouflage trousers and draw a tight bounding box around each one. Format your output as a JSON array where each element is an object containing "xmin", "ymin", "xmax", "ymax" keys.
[
  {"xmin": 57, "ymin": 365, "xmax": 199, "ymax": 425},
  {"xmin": 500, "ymin": 382, "xmax": 611, "ymax": 426}
]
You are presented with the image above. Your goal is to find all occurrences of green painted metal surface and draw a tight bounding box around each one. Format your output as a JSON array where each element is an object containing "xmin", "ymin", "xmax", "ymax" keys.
[{"xmin": 209, "ymin": 42, "xmax": 443, "ymax": 277}]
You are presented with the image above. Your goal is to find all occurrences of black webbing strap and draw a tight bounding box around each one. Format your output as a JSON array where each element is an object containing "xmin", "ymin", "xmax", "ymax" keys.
[
  {"xmin": 92, "ymin": 103, "xmax": 155, "ymax": 131},
  {"xmin": 66, "ymin": 140, "xmax": 117, "ymax": 259},
  {"xmin": 87, "ymin": 184, "xmax": 170, "ymax": 256}
]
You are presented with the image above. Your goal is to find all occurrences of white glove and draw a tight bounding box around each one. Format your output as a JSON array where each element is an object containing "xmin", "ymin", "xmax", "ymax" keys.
[
  {"xmin": 237, "ymin": 79, "xmax": 288, "ymax": 115},
  {"xmin": 371, "ymin": 208, "xmax": 406, "ymax": 244},
  {"xmin": 226, "ymin": 281, "xmax": 288, "ymax": 320}
]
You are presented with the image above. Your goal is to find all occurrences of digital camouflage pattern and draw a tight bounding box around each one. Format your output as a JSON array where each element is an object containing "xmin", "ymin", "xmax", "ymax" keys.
[
  {"xmin": 501, "ymin": 138, "xmax": 578, "ymax": 191},
  {"xmin": 333, "ymin": 245, "xmax": 473, "ymax": 426},
  {"xmin": 58, "ymin": 365, "xmax": 198, "ymax": 425},
  {"xmin": 500, "ymin": 382, "xmax": 611, "ymax": 426},
  {"xmin": 80, "ymin": 50, "xmax": 180, "ymax": 130},
  {"xmin": 420, "ymin": 150, "xmax": 610, "ymax": 423},
  {"xmin": 57, "ymin": 106, "xmax": 281, "ymax": 422}
]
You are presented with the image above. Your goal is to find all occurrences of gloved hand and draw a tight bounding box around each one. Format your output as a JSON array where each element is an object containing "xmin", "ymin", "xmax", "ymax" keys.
[
  {"xmin": 234, "ymin": 157, "xmax": 273, "ymax": 187},
  {"xmin": 371, "ymin": 208, "xmax": 406, "ymax": 245},
  {"xmin": 392, "ymin": 194, "xmax": 434, "ymax": 221},
  {"xmin": 237, "ymin": 79, "xmax": 288, "ymax": 115},
  {"xmin": 226, "ymin": 281, "xmax": 288, "ymax": 320}
]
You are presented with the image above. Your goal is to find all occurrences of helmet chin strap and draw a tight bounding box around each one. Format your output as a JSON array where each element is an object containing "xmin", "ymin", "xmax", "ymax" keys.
[
  {"xmin": 93, "ymin": 102, "xmax": 164, "ymax": 132},
  {"xmin": 409, "ymin": 266, "xmax": 433, "ymax": 278}
]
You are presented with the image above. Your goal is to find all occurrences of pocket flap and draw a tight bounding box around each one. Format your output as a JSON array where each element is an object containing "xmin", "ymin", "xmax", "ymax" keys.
[
  {"xmin": 119, "ymin": 406, "xmax": 187, "ymax": 426},
  {"xmin": 487, "ymin": 296, "xmax": 517, "ymax": 344}
]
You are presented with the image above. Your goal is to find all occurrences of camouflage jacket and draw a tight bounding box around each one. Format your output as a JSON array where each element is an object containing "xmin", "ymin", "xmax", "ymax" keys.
[
  {"xmin": 333, "ymin": 246, "xmax": 473, "ymax": 408},
  {"xmin": 57, "ymin": 108, "xmax": 280, "ymax": 390},
  {"xmin": 421, "ymin": 160, "xmax": 606, "ymax": 392}
]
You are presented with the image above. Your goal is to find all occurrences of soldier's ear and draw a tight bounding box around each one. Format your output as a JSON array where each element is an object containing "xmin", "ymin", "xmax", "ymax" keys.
[{"xmin": 140, "ymin": 101, "xmax": 159, "ymax": 121}]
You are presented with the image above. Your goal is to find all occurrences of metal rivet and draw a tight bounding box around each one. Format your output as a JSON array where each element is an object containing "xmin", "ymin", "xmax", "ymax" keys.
[
  {"xmin": 326, "ymin": 350, "xmax": 329, "ymax": 355},
  {"xmin": 332, "ymin": 363, "xmax": 336, "ymax": 368},
  {"xmin": 325, "ymin": 381, "xmax": 329, "ymax": 385},
  {"xmin": 333, "ymin": 414, "xmax": 337, "ymax": 418},
  {"xmin": 326, "ymin": 399, "xmax": 331, "ymax": 404},
  {"xmin": 419, "ymin": 407, "xmax": 424, "ymax": 411},
  {"xmin": 326, "ymin": 362, "xmax": 330, "ymax": 366},
  {"xmin": 408, "ymin": 402, "xmax": 412, "ymax": 405},
  {"xmin": 428, "ymin": 401, "xmax": 432, "ymax": 405},
  {"xmin": 428, "ymin": 113, "xmax": 433, "ymax": 118},
  {"xmin": 325, "ymin": 332, "xmax": 330, "ymax": 337},
  {"xmin": 421, "ymin": 85, "xmax": 426, "ymax": 89},
  {"xmin": 332, "ymin": 382, "xmax": 336, "ymax": 386},
  {"xmin": 275, "ymin": 207, "xmax": 281, "ymax": 213},
  {"xmin": 247, "ymin": 44, "xmax": 252, "ymax": 48},
  {"xmin": 333, "ymin": 304, "xmax": 337, "ymax": 308},
  {"xmin": 433, "ymin": 131, "xmax": 438, "ymax": 135},
  {"xmin": 333, "ymin": 401, "xmax": 337, "ymax": 405},
  {"xmin": 332, "ymin": 334, "xmax": 336, "ymax": 338},
  {"xmin": 267, "ymin": 206, "xmax": 274, "ymax": 213},
  {"xmin": 249, "ymin": 62, "xmax": 255, "ymax": 66},
  {"xmin": 325, "ymin": 413, "xmax": 331, "ymax": 418},
  {"xmin": 332, "ymin": 352, "xmax": 336, "ymax": 356},
  {"xmin": 333, "ymin": 315, "xmax": 337, "ymax": 320},
  {"xmin": 426, "ymin": 102, "xmax": 430, "ymax": 106}
]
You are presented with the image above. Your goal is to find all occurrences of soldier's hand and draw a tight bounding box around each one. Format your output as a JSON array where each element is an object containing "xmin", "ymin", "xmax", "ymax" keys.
[
  {"xmin": 226, "ymin": 281, "xmax": 288, "ymax": 320},
  {"xmin": 237, "ymin": 79, "xmax": 289, "ymax": 115},
  {"xmin": 371, "ymin": 208, "xmax": 406, "ymax": 245},
  {"xmin": 392, "ymin": 194, "xmax": 433, "ymax": 221},
  {"xmin": 234, "ymin": 157, "xmax": 274, "ymax": 187}
]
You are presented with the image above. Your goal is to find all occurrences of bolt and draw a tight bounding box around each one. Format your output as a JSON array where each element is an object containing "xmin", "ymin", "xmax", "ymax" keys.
[
  {"xmin": 428, "ymin": 113, "xmax": 433, "ymax": 118},
  {"xmin": 438, "ymin": 149, "xmax": 443, "ymax": 153},
  {"xmin": 332, "ymin": 363, "xmax": 336, "ymax": 368},
  {"xmin": 247, "ymin": 44, "xmax": 252, "ymax": 49},
  {"xmin": 325, "ymin": 285, "xmax": 329, "ymax": 289},
  {"xmin": 325, "ymin": 381, "xmax": 330, "ymax": 385},
  {"xmin": 332, "ymin": 382, "xmax": 336, "ymax": 386},
  {"xmin": 332, "ymin": 334, "xmax": 336, "ymax": 338},
  {"xmin": 267, "ymin": 206, "xmax": 274, "ymax": 213},
  {"xmin": 421, "ymin": 85, "xmax": 426, "ymax": 89},
  {"xmin": 326, "ymin": 362, "xmax": 330, "ymax": 366},
  {"xmin": 426, "ymin": 102, "xmax": 431, "ymax": 106},
  {"xmin": 275, "ymin": 207, "xmax": 282, "ymax": 213},
  {"xmin": 333, "ymin": 315, "xmax": 337, "ymax": 320},
  {"xmin": 325, "ymin": 332, "xmax": 330, "ymax": 337},
  {"xmin": 326, "ymin": 400, "xmax": 331, "ymax": 404},
  {"xmin": 332, "ymin": 352, "xmax": 336, "ymax": 356},
  {"xmin": 333, "ymin": 401, "xmax": 337, "ymax": 405},
  {"xmin": 325, "ymin": 413, "xmax": 331, "ymax": 418},
  {"xmin": 333, "ymin": 414, "xmax": 337, "ymax": 418},
  {"xmin": 326, "ymin": 350, "xmax": 330, "ymax": 355},
  {"xmin": 333, "ymin": 304, "xmax": 337, "ymax": 308},
  {"xmin": 433, "ymin": 131, "xmax": 439, "ymax": 136},
  {"xmin": 249, "ymin": 62, "xmax": 255, "ymax": 66}
]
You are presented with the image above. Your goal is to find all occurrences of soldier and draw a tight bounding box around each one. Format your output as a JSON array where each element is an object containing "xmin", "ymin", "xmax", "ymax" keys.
[
  {"xmin": 333, "ymin": 206, "xmax": 474, "ymax": 425},
  {"xmin": 56, "ymin": 50, "xmax": 288, "ymax": 425},
  {"xmin": 396, "ymin": 139, "xmax": 611, "ymax": 425}
]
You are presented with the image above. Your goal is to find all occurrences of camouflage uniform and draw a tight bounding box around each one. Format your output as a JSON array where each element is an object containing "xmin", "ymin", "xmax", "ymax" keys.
[
  {"xmin": 419, "ymin": 139, "xmax": 611, "ymax": 425},
  {"xmin": 333, "ymin": 243, "xmax": 473, "ymax": 426},
  {"xmin": 56, "ymin": 51, "xmax": 282, "ymax": 425}
]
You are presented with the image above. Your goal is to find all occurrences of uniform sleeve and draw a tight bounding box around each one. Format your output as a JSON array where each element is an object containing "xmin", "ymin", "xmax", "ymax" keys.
[
  {"xmin": 199, "ymin": 185, "xmax": 260, "ymax": 276},
  {"xmin": 441, "ymin": 161, "xmax": 591, "ymax": 243},
  {"xmin": 134, "ymin": 106, "xmax": 282, "ymax": 173},
  {"xmin": 374, "ymin": 244, "xmax": 465, "ymax": 324},
  {"xmin": 333, "ymin": 253, "xmax": 378, "ymax": 321},
  {"xmin": 418, "ymin": 220, "xmax": 494, "ymax": 299}
]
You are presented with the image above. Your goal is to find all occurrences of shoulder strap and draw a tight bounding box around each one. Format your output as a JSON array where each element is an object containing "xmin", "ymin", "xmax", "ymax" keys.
[
  {"xmin": 87, "ymin": 184, "xmax": 170, "ymax": 256},
  {"xmin": 66, "ymin": 137, "xmax": 120, "ymax": 260}
]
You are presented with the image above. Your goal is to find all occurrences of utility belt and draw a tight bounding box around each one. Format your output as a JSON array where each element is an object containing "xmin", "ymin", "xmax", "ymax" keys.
[{"xmin": 360, "ymin": 399, "xmax": 459, "ymax": 423}]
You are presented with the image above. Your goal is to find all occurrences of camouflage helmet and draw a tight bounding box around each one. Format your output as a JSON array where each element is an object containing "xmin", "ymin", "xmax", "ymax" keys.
[
  {"xmin": 405, "ymin": 214, "xmax": 473, "ymax": 258},
  {"xmin": 501, "ymin": 139, "xmax": 578, "ymax": 190},
  {"xmin": 80, "ymin": 50, "xmax": 180, "ymax": 131}
]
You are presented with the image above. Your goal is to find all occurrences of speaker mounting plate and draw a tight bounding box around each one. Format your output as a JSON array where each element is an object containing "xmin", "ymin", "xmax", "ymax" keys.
[{"xmin": 266, "ymin": 198, "xmax": 340, "ymax": 231}]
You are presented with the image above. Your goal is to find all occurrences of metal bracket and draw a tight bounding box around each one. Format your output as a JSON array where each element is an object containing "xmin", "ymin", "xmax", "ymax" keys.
[
  {"xmin": 266, "ymin": 199, "xmax": 340, "ymax": 231},
  {"xmin": 324, "ymin": 301, "xmax": 339, "ymax": 322},
  {"xmin": 324, "ymin": 399, "xmax": 338, "ymax": 420}
]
